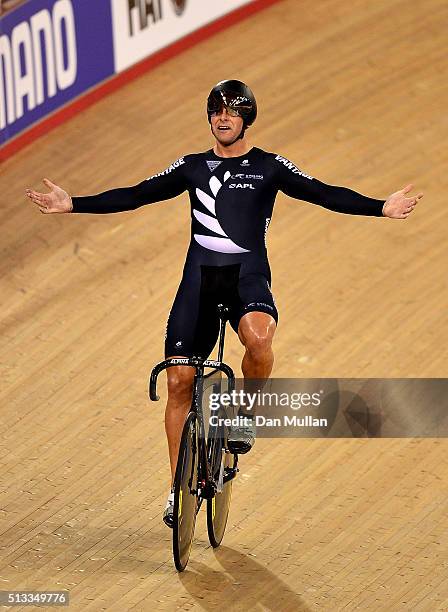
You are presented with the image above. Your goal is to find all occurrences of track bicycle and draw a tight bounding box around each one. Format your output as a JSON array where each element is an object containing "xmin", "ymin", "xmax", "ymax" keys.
[{"xmin": 149, "ymin": 305, "xmax": 239, "ymax": 571}]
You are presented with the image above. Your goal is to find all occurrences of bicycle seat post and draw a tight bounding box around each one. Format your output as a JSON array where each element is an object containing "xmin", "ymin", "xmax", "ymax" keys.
[{"xmin": 217, "ymin": 304, "xmax": 229, "ymax": 363}]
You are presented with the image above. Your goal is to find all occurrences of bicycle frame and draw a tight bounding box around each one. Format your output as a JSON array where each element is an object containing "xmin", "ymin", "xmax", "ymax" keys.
[{"xmin": 149, "ymin": 305, "xmax": 238, "ymax": 500}]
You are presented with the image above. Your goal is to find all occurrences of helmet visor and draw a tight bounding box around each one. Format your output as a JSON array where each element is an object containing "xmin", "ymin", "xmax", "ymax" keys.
[{"xmin": 207, "ymin": 90, "xmax": 253, "ymax": 118}]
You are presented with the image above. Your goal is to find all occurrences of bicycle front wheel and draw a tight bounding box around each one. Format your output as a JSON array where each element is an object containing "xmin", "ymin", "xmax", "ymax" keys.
[{"xmin": 173, "ymin": 411, "xmax": 199, "ymax": 571}]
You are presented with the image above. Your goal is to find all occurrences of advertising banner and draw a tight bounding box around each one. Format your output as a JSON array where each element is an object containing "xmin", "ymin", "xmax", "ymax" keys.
[
  {"xmin": 1, "ymin": 0, "xmax": 265, "ymax": 154},
  {"xmin": 0, "ymin": 0, "xmax": 115, "ymax": 146},
  {"xmin": 111, "ymin": 0, "xmax": 253, "ymax": 73}
]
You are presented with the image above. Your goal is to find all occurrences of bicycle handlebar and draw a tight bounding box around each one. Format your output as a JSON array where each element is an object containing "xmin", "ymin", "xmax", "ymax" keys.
[{"xmin": 149, "ymin": 356, "xmax": 235, "ymax": 401}]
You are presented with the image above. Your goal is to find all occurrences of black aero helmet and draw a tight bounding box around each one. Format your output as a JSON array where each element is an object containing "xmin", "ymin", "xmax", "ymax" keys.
[{"xmin": 207, "ymin": 80, "xmax": 257, "ymax": 127}]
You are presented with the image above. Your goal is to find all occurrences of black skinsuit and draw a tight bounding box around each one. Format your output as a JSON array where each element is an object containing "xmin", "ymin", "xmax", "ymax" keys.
[{"xmin": 72, "ymin": 146, "xmax": 385, "ymax": 358}]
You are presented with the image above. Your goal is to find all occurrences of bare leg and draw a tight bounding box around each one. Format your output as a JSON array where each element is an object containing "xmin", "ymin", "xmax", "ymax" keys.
[
  {"xmin": 225, "ymin": 312, "xmax": 276, "ymax": 453},
  {"xmin": 238, "ymin": 311, "xmax": 277, "ymax": 380},
  {"xmin": 165, "ymin": 360, "xmax": 195, "ymax": 486}
]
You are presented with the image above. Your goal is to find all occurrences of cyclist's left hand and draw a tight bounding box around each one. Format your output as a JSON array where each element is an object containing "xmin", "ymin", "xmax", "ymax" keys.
[{"xmin": 382, "ymin": 184, "xmax": 423, "ymax": 219}]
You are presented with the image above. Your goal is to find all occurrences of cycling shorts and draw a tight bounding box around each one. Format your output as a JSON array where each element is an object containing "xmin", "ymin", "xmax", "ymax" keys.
[{"xmin": 165, "ymin": 264, "xmax": 278, "ymax": 359}]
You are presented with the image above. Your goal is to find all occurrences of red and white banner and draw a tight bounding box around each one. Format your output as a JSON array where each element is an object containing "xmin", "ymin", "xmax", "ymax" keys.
[{"xmin": 111, "ymin": 0, "xmax": 253, "ymax": 73}]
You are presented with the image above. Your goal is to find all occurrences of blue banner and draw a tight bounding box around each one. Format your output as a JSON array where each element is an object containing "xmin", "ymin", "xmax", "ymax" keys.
[{"xmin": 0, "ymin": 0, "xmax": 114, "ymax": 146}]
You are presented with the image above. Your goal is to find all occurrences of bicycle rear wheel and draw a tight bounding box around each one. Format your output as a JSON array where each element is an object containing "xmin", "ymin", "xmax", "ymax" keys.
[
  {"xmin": 207, "ymin": 453, "xmax": 234, "ymax": 547},
  {"xmin": 173, "ymin": 411, "xmax": 199, "ymax": 571},
  {"xmin": 206, "ymin": 412, "xmax": 235, "ymax": 547}
]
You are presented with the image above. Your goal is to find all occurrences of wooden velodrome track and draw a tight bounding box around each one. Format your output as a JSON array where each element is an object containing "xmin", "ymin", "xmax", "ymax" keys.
[{"xmin": 1, "ymin": 0, "xmax": 447, "ymax": 609}]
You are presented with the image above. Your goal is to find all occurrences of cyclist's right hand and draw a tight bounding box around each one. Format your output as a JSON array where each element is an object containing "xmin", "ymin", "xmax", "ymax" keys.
[{"xmin": 26, "ymin": 179, "xmax": 73, "ymax": 214}]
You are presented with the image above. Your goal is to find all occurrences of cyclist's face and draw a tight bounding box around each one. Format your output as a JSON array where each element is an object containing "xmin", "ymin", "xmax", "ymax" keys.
[{"xmin": 210, "ymin": 106, "xmax": 244, "ymax": 144}]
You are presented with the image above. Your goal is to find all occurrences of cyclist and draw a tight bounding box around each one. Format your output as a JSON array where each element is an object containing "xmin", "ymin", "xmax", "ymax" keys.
[{"xmin": 26, "ymin": 80, "xmax": 423, "ymax": 527}]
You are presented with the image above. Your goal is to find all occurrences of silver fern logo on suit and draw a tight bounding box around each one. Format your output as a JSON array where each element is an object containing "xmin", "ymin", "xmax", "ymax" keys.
[{"xmin": 194, "ymin": 174, "xmax": 250, "ymax": 254}]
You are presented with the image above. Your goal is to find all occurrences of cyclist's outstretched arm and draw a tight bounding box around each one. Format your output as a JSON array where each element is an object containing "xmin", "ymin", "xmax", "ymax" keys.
[
  {"xmin": 272, "ymin": 154, "xmax": 423, "ymax": 219},
  {"xmin": 26, "ymin": 156, "xmax": 189, "ymax": 215}
]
